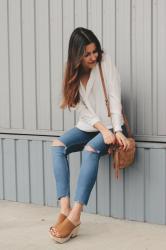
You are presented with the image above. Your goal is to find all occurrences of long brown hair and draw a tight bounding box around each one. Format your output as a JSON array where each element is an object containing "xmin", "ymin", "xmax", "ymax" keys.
[{"xmin": 60, "ymin": 27, "xmax": 103, "ymax": 110}]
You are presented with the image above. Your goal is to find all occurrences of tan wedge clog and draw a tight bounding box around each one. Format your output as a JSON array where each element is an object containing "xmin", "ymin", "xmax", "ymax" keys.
[
  {"xmin": 49, "ymin": 213, "xmax": 67, "ymax": 236},
  {"xmin": 49, "ymin": 217, "xmax": 81, "ymax": 244}
]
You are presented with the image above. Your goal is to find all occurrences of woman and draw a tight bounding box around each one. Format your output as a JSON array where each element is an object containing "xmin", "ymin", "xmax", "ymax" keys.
[{"xmin": 49, "ymin": 27, "xmax": 130, "ymax": 243}]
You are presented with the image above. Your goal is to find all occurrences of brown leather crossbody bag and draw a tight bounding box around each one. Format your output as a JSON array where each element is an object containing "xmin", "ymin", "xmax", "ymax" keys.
[{"xmin": 99, "ymin": 62, "xmax": 136, "ymax": 179}]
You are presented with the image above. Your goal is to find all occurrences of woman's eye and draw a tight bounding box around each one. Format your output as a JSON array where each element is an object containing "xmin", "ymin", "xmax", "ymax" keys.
[{"xmin": 84, "ymin": 50, "xmax": 98, "ymax": 57}]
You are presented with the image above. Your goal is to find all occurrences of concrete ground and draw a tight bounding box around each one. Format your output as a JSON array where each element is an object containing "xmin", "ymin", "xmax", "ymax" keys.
[{"xmin": 1, "ymin": 200, "xmax": 166, "ymax": 250}]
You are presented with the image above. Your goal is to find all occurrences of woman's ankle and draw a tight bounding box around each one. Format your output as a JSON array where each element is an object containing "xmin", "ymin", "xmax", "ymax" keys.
[
  {"xmin": 59, "ymin": 196, "xmax": 71, "ymax": 213},
  {"xmin": 69, "ymin": 204, "xmax": 82, "ymax": 217},
  {"xmin": 68, "ymin": 212, "xmax": 81, "ymax": 224},
  {"xmin": 60, "ymin": 207, "xmax": 72, "ymax": 215}
]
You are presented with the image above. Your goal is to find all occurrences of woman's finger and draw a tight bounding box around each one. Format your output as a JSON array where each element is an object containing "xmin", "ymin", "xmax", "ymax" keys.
[
  {"xmin": 124, "ymin": 140, "xmax": 130, "ymax": 151},
  {"xmin": 116, "ymin": 136, "xmax": 122, "ymax": 145},
  {"xmin": 119, "ymin": 138, "xmax": 124, "ymax": 146},
  {"xmin": 121, "ymin": 139, "xmax": 127, "ymax": 150},
  {"xmin": 126, "ymin": 141, "xmax": 131, "ymax": 151}
]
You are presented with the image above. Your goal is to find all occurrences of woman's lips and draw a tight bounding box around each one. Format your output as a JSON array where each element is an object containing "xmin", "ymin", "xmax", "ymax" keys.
[{"xmin": 89, "ymin": 61, "xmax": 96, "ymax": 64}]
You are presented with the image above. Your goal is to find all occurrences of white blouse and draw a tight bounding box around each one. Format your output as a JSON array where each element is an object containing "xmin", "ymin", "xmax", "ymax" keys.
[{"xmin": 72, "ymin": 52, "xmax": 124, "ymax": 132}]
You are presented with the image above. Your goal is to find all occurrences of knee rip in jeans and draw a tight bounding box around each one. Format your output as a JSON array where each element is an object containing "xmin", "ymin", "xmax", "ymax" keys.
[
  {"xmin": 84, "ymin": 145, "xmax": 100, "ymax": 154},
  {"xmin": 51, "ymin": 139, "xmax": 66, "ymax": 147}
]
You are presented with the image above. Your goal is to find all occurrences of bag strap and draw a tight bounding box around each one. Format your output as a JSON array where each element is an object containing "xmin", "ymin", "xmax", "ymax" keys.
[
  {"xmin": 98, "ymin": 62, "xmax": 111, "ymax": 117},
  {"xmin": 99, "ymin": 62, "xmax": 132, "ymax": 138}
]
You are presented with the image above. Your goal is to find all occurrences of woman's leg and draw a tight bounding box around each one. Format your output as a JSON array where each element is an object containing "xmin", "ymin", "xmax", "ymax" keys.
[
  {"xmin": 66, "ymin": 129, "xmax": 113, "ymax": 225},
  {"xmin": 51, "ymin": 127, "xmax": 98, "ymax": 215},
  {"xmin": 74, "ymin": 129, "xmax": 112, "ymax": 205},
  {"xmin": 65, "ymin": 125, "xmax": 126, "ymax": 221},
  {"xmin": 53, "ymin": 128, "xmax": 113, "ymax": 237}
]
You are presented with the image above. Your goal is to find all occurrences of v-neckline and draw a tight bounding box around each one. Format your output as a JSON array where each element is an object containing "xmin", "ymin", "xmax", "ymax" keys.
[
  {"xmin": 80, "ymin": 72, "xmax": 91, "ymax": 91},
  {"xmin": 80, "ymin": 66, "xmax": 95, "ymax": 93},
  {"xmin": 80, "ymin": 81, "xmax": 87, "ymax": 91}
]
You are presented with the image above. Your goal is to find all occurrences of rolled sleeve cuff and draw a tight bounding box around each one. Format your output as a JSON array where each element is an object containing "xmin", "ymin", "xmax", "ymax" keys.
[
  {"xmin": 89, "ymin": 117, "xmax": 100, "ymax": 126},
  {"xmin": 113, "ymin": 126, "xmax": 122, "ymax": 132}
]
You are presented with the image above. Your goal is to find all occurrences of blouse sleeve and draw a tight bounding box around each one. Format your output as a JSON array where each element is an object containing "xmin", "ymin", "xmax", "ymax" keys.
[{"xmin": 105, "ymin": 54, "xmax": 123, "ymax": 132}]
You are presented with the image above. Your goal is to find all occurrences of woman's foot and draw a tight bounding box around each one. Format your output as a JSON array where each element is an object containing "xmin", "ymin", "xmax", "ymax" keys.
[
  {"xmin": 49, "ymin": 217, "xmax": 81, "ymax": 243},
  {"xmin": 67, "ymin": 213, "xmax": 81, "ymax": 226},
  {"xmin": 53, "ymin": 210, "xmax": 81, "ymax": 237},
  {"xmin": 49, "ymin": 208, "xmax": 72, "ymax": 236}
]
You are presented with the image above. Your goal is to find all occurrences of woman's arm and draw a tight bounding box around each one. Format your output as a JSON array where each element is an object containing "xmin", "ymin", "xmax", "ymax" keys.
[
  {"xmin": 93, "ymin": 121, "xmax": 116, "ymax": 145},
  {"xmin": 73, "ymin": 99, "xmax": 116, "ymax": 145},
  {"xmin": 108, "ymin": 62, "xmax": 130, "ymax": 150},
  {"xmin": 109, "ymin": 64, "xmax": 123, "ymax": 133}
]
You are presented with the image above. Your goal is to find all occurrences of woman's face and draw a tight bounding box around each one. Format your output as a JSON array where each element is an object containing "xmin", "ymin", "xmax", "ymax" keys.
[{"xmin": 81, "ymin": 43, "xmax": 98, "ymax": 71}]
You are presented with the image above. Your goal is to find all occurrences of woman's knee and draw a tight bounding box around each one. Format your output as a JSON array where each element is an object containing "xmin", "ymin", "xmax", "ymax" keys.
[
  {"xmin": 84, "ymin": 145, "xmax": 100, "ymax": 154},
  {"xmin": 51, "ymin": 139, "xmax": 66, "ymax": 147}
]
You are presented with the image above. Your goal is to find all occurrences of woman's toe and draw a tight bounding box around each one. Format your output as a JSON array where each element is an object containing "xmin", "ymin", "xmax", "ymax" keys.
[
  {"xmin": 55, "ymin": 231, "xmax": 60, "ymax": 237},
  {"xmin": 51, "ymin": 228, "xmax": 57, "ymax": 235},
  {"xmin": 52, "ymin": 229, "xmax": 60, "ymax": 236}
]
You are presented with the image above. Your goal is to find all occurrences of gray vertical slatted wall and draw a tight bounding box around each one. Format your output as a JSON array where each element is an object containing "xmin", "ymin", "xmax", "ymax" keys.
[
  {"xmin": 0, "ymin": 135, "xmax": 166, "ymax": 225},
  {"xmin": 0, "ymin": 0, "xmax": 166, "ymax": 225}
]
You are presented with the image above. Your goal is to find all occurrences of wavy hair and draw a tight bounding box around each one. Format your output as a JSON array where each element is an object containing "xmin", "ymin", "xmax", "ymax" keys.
[{"xmin": 60, "ymin": 27, "xmax": 104, "ymax": 110}]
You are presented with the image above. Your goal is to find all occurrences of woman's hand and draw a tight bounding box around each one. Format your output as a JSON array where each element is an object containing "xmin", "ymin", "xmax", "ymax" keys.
[
  {"xmin": 101, "ymin": 129, "xmax": 116, "ymax": 145},
  {"xmin": 115, "ymin": 131, "xmax": 130, "ymax": 151}
]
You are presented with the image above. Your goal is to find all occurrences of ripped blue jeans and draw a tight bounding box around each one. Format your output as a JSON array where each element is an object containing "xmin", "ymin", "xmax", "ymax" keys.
[{"xmin": 51, "ymin": 125, "xmax": 127, "ymax": 206}]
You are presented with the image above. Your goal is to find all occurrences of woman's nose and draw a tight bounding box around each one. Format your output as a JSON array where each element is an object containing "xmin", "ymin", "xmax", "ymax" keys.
[{"xmin": 90, "ymin": 54, "xmax": 96, "ymax": 61}]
